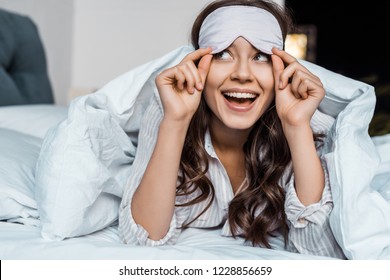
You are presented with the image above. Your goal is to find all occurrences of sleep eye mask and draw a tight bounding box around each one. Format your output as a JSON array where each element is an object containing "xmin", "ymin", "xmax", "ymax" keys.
[{"xmin": 198, "ymin": 6, "xmax": 283, "ymax": 55}]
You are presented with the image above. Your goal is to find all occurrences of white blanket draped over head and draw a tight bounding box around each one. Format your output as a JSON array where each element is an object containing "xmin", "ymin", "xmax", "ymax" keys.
[{"xmin": 35, "ymin": 45, "xmax": 390, "ymax": 259}]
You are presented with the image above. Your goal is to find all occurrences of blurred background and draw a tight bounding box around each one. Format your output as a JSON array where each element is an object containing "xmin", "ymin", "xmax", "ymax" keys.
[
  {"xmin": 0, "ymin": 0, "xmax": 227, "ymax": 105},
  {"xmin": 285, "ymin": 0, "xmax": 390, "ymax": 135},
  {"xmin": 0, "ymin": 0, "xmax": 388, "ymax": 134}
]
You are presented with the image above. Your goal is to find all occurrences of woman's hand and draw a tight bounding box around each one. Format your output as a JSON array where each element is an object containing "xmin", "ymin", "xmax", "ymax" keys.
[
  {"xmin": 155, "ymin": 48, "xmax": 212, "ymax": 123},
  {"xmin": 271, "ymin": 48, "xmax": 325, "ymax": 128}
]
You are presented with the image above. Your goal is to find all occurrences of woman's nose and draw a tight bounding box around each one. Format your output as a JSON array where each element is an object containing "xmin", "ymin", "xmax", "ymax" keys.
[{"xmin": 230, "ymin": 60, "xmax": 253, "ymax": 82}]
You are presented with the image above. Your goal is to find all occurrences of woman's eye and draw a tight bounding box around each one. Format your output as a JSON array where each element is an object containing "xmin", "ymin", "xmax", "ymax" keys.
[
  {"xmin": 254, "ymin": 52, "xmax": 270, "ymax": 62},
  {"xmin": 214, "ymin": 51, "xmax": 232, "ymax": 60}
]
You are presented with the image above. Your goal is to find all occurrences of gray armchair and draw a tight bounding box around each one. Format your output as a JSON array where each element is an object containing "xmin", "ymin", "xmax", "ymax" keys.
[{"xmin": 0, "ymin": 8, "xmax": 53, "ymax": 105}]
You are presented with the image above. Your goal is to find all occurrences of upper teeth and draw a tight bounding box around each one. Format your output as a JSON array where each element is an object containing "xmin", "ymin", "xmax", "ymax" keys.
[{"xmin": 223, "ymin": 92, "xmax": 257, "ymax": 99}]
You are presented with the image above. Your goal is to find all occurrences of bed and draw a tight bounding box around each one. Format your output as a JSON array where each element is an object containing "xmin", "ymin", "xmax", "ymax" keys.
[
  {"xmin": 0, "ymin": 105, "xmax": 334, "ymax": 260},
  {"xmin": 1, "ymin": 46, "xmax": 389, "ymax": 261}
]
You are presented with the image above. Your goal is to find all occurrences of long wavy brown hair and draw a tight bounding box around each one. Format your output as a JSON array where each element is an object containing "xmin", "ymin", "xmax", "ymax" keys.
[{"xmin": 176, "ymin": 0, "xmax": 300, "ymax": 248}]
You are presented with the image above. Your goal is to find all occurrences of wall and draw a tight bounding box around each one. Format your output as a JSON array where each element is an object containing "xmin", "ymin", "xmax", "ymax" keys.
[
  {"xmin": 70, "ymin": 0, "xmax": 213, "ymax": 100},
  {"xmin": 0, "ymin": 0, "xmax": 284, "ymax": 105}
]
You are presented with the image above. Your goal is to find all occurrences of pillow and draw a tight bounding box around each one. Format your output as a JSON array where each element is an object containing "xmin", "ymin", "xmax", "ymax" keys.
[
  {"xmin": 0, "ymin": 104, "xmax": 68, "ymax": 138},
  {"xmin": 0, "ymin": 128, "xmax": 41, "ymax": 226}
]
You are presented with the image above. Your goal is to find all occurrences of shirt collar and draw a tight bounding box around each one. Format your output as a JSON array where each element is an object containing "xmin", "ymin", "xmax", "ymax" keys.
[{"xmin": 204, "ymin": 128, "xmax": 218, "ymax": 159}]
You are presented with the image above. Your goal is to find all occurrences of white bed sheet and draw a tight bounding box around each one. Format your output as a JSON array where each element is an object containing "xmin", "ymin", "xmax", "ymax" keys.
[{"xmin": 0, "ymin": 222, "xmax": 332, "ymax": 260}]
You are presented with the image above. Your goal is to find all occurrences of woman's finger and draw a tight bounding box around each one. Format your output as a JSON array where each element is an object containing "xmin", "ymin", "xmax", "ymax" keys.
[
  {"xmin": 172, "ymin": 67, "xmax": 186, "ymax": 91},
  {"xmin": 291, "ymin": 70, "xmax": 324, "ymax": 97},
  {"xmin": 197, "ymin": 54, "xmax": 213, "ymax": 89},
  {"xmin": 296, "ymin": 79, "xmax": 309, "ymax": 99},
  {"xmin": 272, "ymin": 49, "xmax": 298, "ymax": 89},
  {"xmin": 183, "ymin": 47, "xmax": 212, "ymax": 63},
  {"xmin": 272, "ymin": 47, "xmax": 297, "ymax": 64},
  {"xmin": 272, "ymin": 48, "xmax": 324, "ymax": 94},
  {"xmin": 176, "ymin": 48, "xmax": 212, "ymax": 93},
  {"xmin": 289, "ymin": 70, "xmax": 310, "ymax": 99},
  {"xmin": 157, "ymin": 48, "xmax": 212, "ymax": 96},
  {"xmin": 177, "ymin": 63, "xmax": 198, "ymax": 94},
  {"xmin": 271, "ymin": 54, "xmax": 285, "ymax": 90}
]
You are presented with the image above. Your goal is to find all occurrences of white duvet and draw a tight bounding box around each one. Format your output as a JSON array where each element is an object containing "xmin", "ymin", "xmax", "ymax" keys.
[{"xmin": 33, "ymin": 45, "xmax": 390, "ymax": 259}]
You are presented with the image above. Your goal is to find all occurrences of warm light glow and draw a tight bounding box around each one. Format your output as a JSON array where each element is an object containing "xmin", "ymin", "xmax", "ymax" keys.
[{"xmin": 285, "ymin": 34, "xmax": 308, "ymax": 60}]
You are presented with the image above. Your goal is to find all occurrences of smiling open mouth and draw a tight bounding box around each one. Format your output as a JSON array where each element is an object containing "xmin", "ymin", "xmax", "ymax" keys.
[{"xmin": 222, "ymin": 92, "xmax": 258, "ymax": 105}]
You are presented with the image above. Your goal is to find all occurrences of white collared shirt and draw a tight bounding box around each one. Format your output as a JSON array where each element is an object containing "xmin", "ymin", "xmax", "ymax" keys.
[{"xmin": 119, "ymin": 93, "xmax": 346, "ymax": 259}]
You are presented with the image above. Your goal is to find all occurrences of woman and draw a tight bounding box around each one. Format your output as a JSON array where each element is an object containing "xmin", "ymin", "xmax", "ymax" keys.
[{"xmin": 119, "ymin": 0, "xmax": 345, "ymax": 259}]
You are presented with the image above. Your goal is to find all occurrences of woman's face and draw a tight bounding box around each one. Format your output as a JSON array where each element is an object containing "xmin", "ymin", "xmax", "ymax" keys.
[{"xmin": 203, "ymin": 36, "xmax": 275, "ymax": 132}]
